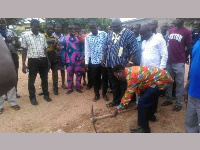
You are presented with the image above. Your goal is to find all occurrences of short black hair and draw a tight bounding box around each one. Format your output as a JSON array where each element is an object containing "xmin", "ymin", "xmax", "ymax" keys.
[
  {"xmin": 45, "ymin": 23, "xmax": 54, "ymax": 29},
  {"xmin": 113, "ymin": 65, "xmax": 125, "ymax": 73},
  {"xmin": 30, "ymin": 19, "xmax": 40, "ymax": 26},
  {"xmin": 141, "ymin": 24, "xmax": 151, "ymax": 32},
  {"xmin": 88, "ymin": 20, "xmax": 97, "ymax": 27}
]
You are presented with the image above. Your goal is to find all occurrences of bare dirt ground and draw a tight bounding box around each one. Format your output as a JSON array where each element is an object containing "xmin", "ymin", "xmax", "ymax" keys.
[{"xmin": 0, "ymin": 56, "xmax": 189, "ymax": 133}]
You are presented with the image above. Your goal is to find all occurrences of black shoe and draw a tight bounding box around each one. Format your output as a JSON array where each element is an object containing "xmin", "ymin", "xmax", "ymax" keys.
[
  {"xmin": 30, "ymin": 98, "xmax": 38, "ymax": 106},
  {"xmin": 38, "ymin": 92, "xmax": 44, "ymax": 96},
  {"xmin": 54, "ymin": 90, "xmax": 59, "ymax": 95},
  {"xmin": 161, "ymin": 101, "xmax": 173, "ymax": 106},
  {"xmin": 44, "ymin": 95, "xmax": 52, "ymax": 102},
  {"xmin": 149, "ymin": 114, "xmax": 157, "ymax": 122},
  {"xmin": 76, "ymin": 89, "xmax": 83, "ymax": 93},
  {"xmin": 86, "ymin": 86, "xmax": 92, "ymax": 90},
  {"xmin": 103, "ymin": 94, "xmax": 109, "ymax": 101},
  {"xmin": 172, "ymin": 105, "xmax": 182, "ymax": 112},
  {"xmin": 16, "ymin": 93, "xmax": 21, "ymax": 98},
  {"xmin": 93, "ymin": 95, "xmax": 100, "ymax": 102},
  {"xmin": 130, "ymin": 127, "xmax": 151, "ymax": 133}
]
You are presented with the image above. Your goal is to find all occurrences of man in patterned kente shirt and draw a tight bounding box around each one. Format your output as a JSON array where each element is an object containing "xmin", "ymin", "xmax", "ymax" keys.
[
  {"xmin": 44, "ymin": 24, "xmax": 60, "ymax": 95},
  {"xmin": 102, "ymin": 18, "xmax": 139, "ymax": 108},
  {"xmin": 62, "ymin": 24, "xmax": 83, "ymax": 94},
  {"xmin": 85, "ymin": 21, "xmax": 109, "ymax": 101},
  {"xmin": 112, "ymin": 65, "xmax": 173, "ymax": 133},
  {"xmin": 53, "ymin": 23, "xmax": 67, "ymax": 89}
]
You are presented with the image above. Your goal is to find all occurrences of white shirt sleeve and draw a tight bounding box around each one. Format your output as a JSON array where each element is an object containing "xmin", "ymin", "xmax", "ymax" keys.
[
  {"xmin": 84, "ymin": 37, "xmax": 91, "ymax": 65},
  {"xmin": 158, "ymin": 37, "xmax": 168, "ymax": 69},
  {"xmin": 20, "ymin": 34, "xmax": 28, "ymax": 49}
]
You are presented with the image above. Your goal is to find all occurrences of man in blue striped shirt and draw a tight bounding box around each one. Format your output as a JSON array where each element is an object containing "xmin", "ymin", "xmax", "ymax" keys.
[{"xmin": 102, "ymin": 18, "xmax": 139, "ymax": 107}]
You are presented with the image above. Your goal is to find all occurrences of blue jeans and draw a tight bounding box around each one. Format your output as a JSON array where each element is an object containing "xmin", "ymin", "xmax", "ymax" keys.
[{"xmin": 138, "ymin": 87, "xmax": 160, "ymax": 129}]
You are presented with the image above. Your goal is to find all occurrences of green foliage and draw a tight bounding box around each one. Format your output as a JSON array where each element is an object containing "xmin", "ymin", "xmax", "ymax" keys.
[
  {"xmin": 44, "ymin": 18, "xmax": 111, "ymax": 33},
  {"xmin": 184, "ymin": 18, "xmax": 196, "ymax": 27},
  {"xmin": 5, "ymin": 18, "xmax": 26, "ymax": 26}
]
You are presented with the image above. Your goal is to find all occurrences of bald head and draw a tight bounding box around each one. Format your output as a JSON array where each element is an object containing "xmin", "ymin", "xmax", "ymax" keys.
[
  {"xmin": 111, "ymin": 18, "xmax": 122, "ymax": 34},
  {"xmin": 140, "ymin": 24, "xmax": 152, "ymax": 40},
  {"xmin": 112, "ymin": 18, "xmax": 122, "ymax": 24},
  {"xmin": 150, "ymin": 20, "xmax": 158, "ymax": 33},
  {"xmin": 133, "ymin": 24, "xmax": 141, "ymax": 37}
]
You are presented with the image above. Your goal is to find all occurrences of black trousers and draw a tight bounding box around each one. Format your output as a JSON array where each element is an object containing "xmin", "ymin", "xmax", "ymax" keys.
[
  {"xmin": 87, "ymin": 57, "xmax": 93, "ymax": 88},
  {"xmin": 47, "ymin": 51, "xmax": 58, "ymax": 92},
  {"xmin": 92, "ymin": 64, "xmax": 108, "ymax": 96},
  {"xmin": 138, "ymin": 87, "xmax": 160, "ymax": 129},
  {"xmin": 28, "ymin": 57, "xmax": 49, "ymax": 99},
  {"xmin": 108, "ymin": 67, "xmax": 127, "ymax": 105},
  {"xmin": 11, "ymin": 53, "xmax": 19, "ymax": 92}
]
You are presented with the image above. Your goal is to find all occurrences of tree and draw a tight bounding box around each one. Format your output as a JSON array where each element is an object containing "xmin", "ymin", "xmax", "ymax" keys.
[
  {"xmin": 5, "ymin": 18, "xmax": 26, "ymax": 26},
  {"xmin": 184, "ymin": 18, "xmax": 196, "ymax": 27},
  {"xmin": 44, "ymin": 18, "xmax": 111, "ymax": 33}
]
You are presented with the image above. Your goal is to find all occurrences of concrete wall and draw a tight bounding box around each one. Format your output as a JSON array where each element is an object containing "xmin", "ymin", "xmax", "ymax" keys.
[
  {"xmin": 122, "ymin": 18, "xmax": 176, "ymax": 32},
  {"xmin": 122, "ymin": 18, "xmax": 192, "ymax": 32}
]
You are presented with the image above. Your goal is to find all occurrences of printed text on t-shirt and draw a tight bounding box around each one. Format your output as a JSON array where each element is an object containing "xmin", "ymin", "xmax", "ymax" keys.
[{"xmin": 169, "ymin": 34, "xmax": 183, "ymax": 42}]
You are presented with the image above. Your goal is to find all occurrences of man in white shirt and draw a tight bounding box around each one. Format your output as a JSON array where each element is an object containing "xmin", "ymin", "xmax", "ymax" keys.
[
  {"xmin": 140, "ymin": 24, "xmax": 168, "ymax": 69},
  {"xmin": 21, "ymin": 19, "xmax": 52, "ymax": 106},
  {"xmin": 85, "ymin": 21, "xmax": 109, "ymax": 101},
  {"xmin": 140, "ymin": 24, "xmax": 168, "ymax": 121}
]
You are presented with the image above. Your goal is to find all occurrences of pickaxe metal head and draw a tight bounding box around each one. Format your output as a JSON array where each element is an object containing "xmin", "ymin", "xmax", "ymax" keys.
[{"xmin": 91, "ymin": 104, "xmax": 97, "ymax": 133}]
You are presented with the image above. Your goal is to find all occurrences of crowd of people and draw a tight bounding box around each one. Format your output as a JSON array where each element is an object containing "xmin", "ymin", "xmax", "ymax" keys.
[{"xmin": 0, "ymin": 18, "xmax": 200, "ymax": 133}]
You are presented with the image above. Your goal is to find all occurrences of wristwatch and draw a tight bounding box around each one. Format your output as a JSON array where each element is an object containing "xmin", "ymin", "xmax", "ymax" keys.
[{"xmin": 129, "ymin": 61, "xmax": 133, "ymax": 64}]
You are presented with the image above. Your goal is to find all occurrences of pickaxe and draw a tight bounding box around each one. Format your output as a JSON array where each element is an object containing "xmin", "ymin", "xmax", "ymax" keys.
[{"xmin": 90, "ymin": 104, "xmax": 134, "ymax": 133}]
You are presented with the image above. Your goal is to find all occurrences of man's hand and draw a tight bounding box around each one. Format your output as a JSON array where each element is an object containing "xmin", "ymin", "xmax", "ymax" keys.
[
  {"xmin": 85, "ymin": 64, "xmax": 89, "ymax": 71},
  {"xmin": 22, "ymin": 64, "xmax": 28, "ymax": 74},
  {"xmin": 6, "ymin": 36, "xmax": 15, "ymax": 43},
  {"xmin": 126, "ymin": 62, "xmax": 133, "ymax": 67},
  {"xmin": 186, "ymin": 57, "xmax": 189, "ymax": 65},
  {"xmin": 48, "ymin": 61, "xmax": 51, "ymax": 71},
  {"xmin": 101, "ymin": 59, "xmax": 106, "ymax": 67},
  {"xmin": 183, "ymin": 88, "xmax": 188, "ymax": 104}
]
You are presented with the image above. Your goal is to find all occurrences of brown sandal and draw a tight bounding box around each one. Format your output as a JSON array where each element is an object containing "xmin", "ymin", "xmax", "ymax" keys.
[{"xmin": 11, "ymin": 105, "xmax": 21, "ymax": 110}]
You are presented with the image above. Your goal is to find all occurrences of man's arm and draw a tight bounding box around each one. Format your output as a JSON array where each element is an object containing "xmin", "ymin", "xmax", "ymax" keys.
[
  {"xmin": 126, "ymin": 33, "xmax": 139, "ymax": 67},
  {"xmin": 0, "ymin": 35, "xmax": 17, "ymax": 96},
  {"xmin": 84, "ymin": 37, "xmax": 91, "ymax": 67},
  {"xmin": 185, "ymin": 44, "xmax": 192, "ymax": 65},
  {"xmin": 20, "ymin": 34, "xmax": 28, "ymax": 73},
  {"xmin": 159, "ymin": 37, "xmax": 168, "ymax": 69},
  {"xmin": 185, "ymin": 30, "xmax": 193, "ymax": 64},
  {"xmin": 101, "ymin": 34, "xmax": 109, "ymax": 67},
  {"xmin": 22, "ymin": 48, "xmax": 28, "ymax": 73},
  {"xmin": 117, "ymin": 87, "xmax": 136, "ymax": 110}
]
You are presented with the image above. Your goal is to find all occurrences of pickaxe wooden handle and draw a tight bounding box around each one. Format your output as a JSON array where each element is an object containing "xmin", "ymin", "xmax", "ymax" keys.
[
  {"xmin": 90, "ymin": 109, "xmax": 133, "ymax": 122},
  {"xmin": 90, "ymin": 104, "xmax": 134, "ymax": 133}
]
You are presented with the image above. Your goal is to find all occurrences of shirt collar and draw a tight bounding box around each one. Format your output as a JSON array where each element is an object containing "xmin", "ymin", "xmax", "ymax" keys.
[
  {"xmin": 30, "ymin": 30, "xmax": 41, "ymax": 36},
  {"xmin": 136, "ymin": 35, "xmax": 141, "ymax": 42},
  {"xmin": 90, "ymin": 30, "xmax": 101, "ymax": 37}
]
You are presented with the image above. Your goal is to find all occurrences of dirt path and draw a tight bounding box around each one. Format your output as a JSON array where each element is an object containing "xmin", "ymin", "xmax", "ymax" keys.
[{"xmin": 0, "ymin": 56, "xmax": 189, "ymax": 133}]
